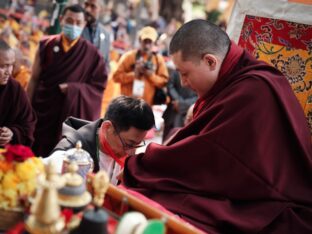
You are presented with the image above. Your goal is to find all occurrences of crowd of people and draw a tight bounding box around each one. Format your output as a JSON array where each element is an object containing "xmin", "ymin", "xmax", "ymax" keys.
[
  {"xmin": 0, "ymin": 1, "xmax": 311, "ymax": 233},
  {"xmin": 0, "ymin": 0, "xmax": 188, "ymax": 154}
]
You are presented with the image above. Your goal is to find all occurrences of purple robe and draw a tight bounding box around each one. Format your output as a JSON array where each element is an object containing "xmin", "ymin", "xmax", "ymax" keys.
[
  {"xmin": 32, "ymin": 35, "xmax": 107, "ymax": 157},
  {"xmin": 0, "ymin": 78, "xmax": 36, "ymax": 146},
  {"xmin": 123, "ymin": 43, "xmax": 312, "ymax": 233}
]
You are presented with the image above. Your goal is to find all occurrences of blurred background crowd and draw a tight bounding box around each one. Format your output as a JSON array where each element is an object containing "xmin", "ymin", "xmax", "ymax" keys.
[{"xmin": 0, "ymin": 0, "xmax": 234, "ymax": 143}]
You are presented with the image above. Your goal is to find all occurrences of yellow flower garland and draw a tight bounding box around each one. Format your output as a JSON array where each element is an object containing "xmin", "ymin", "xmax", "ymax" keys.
[{"xmin": 0, "ymin": 148, "xmax": 44, "ymax": 209}]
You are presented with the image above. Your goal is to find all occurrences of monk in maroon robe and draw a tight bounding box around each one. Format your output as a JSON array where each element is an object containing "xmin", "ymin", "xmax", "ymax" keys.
[
  {"xmin": 122, "ymin": 20, "xmax": 312, "ymax": 233},
  {"xmin": 27, "ymin": 5, "xmax": 107, "ymax": 157},
  {"xmin": 0, "ymin": 40, "xmax": 36, "ymax": 146}
]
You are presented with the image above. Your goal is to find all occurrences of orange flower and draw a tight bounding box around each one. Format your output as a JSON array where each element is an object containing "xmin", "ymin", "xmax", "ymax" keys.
[{"xmin": 0, "ymin": 160, "xmax": 13, "ymax": 172}]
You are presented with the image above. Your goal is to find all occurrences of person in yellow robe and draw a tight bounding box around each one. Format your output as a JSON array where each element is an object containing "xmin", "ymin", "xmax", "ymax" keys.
[{"xmin": 12, "ymin": 49, "xmax": 31, "ymax": 89}]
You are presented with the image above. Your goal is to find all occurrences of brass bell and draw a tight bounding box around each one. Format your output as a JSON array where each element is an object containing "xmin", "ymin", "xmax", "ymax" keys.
[
  {"xmin": 25, "ymin": 162, "xmax": 66, "ymax": 234},
  {"xmin": 58, "ymin": 161, "xmax": 92, "ymax": 211}
]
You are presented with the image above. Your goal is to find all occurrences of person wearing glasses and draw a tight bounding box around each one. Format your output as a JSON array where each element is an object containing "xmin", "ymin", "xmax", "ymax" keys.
[{"xmin": 45, "ymin": 95, "xmax": 155, "ymax": 185}]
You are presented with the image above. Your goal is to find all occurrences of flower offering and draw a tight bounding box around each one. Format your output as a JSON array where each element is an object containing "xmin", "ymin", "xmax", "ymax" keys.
[{"xmin": 0, "ymin": 145, "xmax": 44, "ymax": 209}]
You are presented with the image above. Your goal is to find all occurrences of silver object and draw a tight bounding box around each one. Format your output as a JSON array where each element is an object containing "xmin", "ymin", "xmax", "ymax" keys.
[{"xmin": 62, "ymin": 141, "xmax": 94, "ymax": 179}]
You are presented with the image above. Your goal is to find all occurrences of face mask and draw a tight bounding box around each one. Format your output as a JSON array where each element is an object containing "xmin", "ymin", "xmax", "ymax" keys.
[{"xmin": 62, "ymin": 24, "xmax": 83, "ymax": 41}]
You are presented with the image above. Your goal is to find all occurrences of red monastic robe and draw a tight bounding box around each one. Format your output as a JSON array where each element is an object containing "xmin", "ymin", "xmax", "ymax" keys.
[
  {"xmin": 123, "ymin": 43, "xmax": 312, "ymax": 233},
  {"xmin": 32, "ymin": 35, "xmax": 107, "ymax": 157},
  {"xmin": 0, "ymin": 78, "xmax": 36, "ymax": 146}
]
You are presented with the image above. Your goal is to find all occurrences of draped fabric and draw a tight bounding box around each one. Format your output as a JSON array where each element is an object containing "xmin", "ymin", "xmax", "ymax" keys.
[
  {"xmin": 123, "ymin": 43, "xmax": 312, "ymax": 233},
  {"xmin": 0, "ymin": 78, "xmax": 36, "ymax": 146},
  {"xmin": 238, "ymin": 15, "xmax": 312, "ymax": 137},
  {"xmin": 32, "ymin": 35, "xmax": 107, "ymax": 157}
]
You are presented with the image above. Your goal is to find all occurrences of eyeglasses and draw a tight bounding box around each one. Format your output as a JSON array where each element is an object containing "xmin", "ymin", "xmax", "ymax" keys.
[
  {"xmin": 112, "ymin": 123, "xmax": 146, "ymax": 150},
  {"xmin": 117, "ymin": 133, "xmax": 146, "ymax": 150}
]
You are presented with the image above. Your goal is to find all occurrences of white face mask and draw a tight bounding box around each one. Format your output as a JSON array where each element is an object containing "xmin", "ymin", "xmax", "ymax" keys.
[{"xmin": 62, "ymin": 24, "xmax": 83, "ymax": 41}]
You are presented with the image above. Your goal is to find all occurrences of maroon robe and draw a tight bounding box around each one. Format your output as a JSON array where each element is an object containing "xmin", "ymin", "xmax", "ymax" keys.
[
  {"xmin": 32, "ymin": 35, "xmax": 107, "ymax": 157},
  {"xmin": 0, "ymin": 78, "xmax": 36, "ymax": 146},
  {"xmin": 123, "ymin": 43, "xmax": 312, "ymax": 233}
]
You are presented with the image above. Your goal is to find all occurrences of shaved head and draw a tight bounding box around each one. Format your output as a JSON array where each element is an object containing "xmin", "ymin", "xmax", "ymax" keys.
[
  {"xmin": 0, "ymin": 39, "xmax": 15, "ymax": 85},
  {"xmin": 169, "ymin": 19, "xmax": 230, "ymax": 62}
]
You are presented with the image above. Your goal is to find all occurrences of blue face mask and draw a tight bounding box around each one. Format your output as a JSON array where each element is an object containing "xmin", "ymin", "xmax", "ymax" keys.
[{"xmin": 62, "ymin": 24, "xmax": 83, "ymax": 41}]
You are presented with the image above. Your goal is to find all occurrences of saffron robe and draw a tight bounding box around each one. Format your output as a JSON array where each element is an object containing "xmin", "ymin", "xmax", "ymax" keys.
[
  {"xmin": 14, "ymin": 65, "xmax": 31, "ymax": 90},
  {"xmin": 0, "ymin": 78, "xmax": 36, "ymax": 146},
  {"xmin": 32, "ymin": 35, "xmax": 107, "ymax": 157},
  {"xmin": 123, "ymin": 43, "xmax": 312, "ymax": 233}
]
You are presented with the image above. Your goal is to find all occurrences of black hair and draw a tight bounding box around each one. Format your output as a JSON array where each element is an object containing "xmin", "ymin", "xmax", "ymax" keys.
[
  {"xmin": 0, "ymin": 39, "xmax": 12, "ymax": 52},
  {"xmin": 104, "ymin": 95, "xmax": 155, "ymax": 132},
  {"xmin": 62, "ymin": 4, "xmax": 85, "ymax": 16},
  {"xmin": 169, "ymin": 19, "xmax": 230, "ymax": 61}
]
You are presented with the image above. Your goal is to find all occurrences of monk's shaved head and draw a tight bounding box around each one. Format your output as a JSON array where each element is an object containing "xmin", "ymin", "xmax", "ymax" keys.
[{"xmin": 0, "ymin": 39, "xmax": 15, "ymax": 85}]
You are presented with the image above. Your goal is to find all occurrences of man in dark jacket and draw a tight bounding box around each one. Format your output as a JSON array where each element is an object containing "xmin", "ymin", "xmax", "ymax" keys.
[
  {"xmin": 45, "ymin": 96, "xmax": 155, "ymax": 185},
  {"xmin": 82, "ymin": 0, "xmax": 111, "ymax": 71}
]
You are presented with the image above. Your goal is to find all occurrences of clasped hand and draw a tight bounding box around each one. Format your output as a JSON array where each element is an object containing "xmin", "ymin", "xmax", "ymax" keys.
[
  {"xmin": 59, "ymin": 83, "xmax": 68, "ymax": 94},
  {"xmin": 0, "ymin": 127, "xmax": 13, "ymax": 146}
]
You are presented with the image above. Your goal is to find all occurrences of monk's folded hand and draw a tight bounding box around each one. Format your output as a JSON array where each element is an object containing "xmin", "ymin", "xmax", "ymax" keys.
[
  {"xmin": 59, "ymin": 83, "xmax": 68, "ymax": 94},
  {"xmin": 0, "ymin": 127, "xmax": 13, "ymax": 146}
]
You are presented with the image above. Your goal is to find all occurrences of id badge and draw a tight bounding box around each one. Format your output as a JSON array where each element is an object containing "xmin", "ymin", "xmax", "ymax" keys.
[{"xmin": 132, "ymin": 79, "xmax": 145, "ymax": 97}]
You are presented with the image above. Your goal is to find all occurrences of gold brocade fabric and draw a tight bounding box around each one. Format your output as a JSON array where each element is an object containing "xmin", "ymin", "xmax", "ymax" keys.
[
  {"xmin": 258, "ymin": 43, "xmax": 312, "ymax": 115},
  {"xmin": 238, "ymin": 15, "xmax": 312, "ymax": 137}
]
